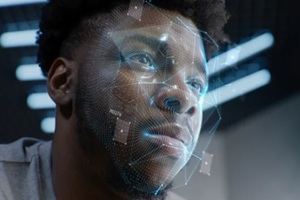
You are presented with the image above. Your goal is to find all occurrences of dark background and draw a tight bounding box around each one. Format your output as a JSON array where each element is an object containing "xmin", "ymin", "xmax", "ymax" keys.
[{"xmin": 0, "ymin": 0, "xmax": 299, "ymax": 143}]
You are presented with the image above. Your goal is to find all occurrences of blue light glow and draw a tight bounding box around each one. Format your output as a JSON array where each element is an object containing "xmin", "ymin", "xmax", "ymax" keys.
[
  {"xmin": 203, "ymin": 69, "xmax": 271, "ymax": 110},
  {"xmin": 0, "ymin": 29, "xmax": 38, "ymax": 48},
  {"xmin": 0, "ymin": 0, "xmax": 46, "ymax": 7},
  {"xmin": 16, "ymin": 64, "xmax": 45, "ymax": 81},
  {"xmin": 41, "ymin": 117, "xmax": 55, "ymax": 134},
  {"xmin": 27, "ymin": 93, "xmax": 55, "ymax": 109},
  {"xmin": 207, "ymin": 32, "xmax": 274, "ymax": 76}
]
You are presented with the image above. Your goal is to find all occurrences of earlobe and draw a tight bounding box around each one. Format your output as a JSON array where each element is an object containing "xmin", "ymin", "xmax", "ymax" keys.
[{"xmin": 47, "ymin": 57, "xmax": 74, "ymax": 106}]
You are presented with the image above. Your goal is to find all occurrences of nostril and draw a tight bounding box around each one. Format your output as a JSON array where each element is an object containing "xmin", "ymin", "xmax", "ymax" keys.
[
  {"xmin": 164, "ymin": 97, "xmax": 181, "ymax": 113},
  {"xmin": 186, "ymin": 106, "xmax": 196, "ymax": 115}
]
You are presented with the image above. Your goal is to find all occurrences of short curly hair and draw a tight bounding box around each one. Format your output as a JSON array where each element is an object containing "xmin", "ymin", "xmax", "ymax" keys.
[{"xmin": 36, "ymin": 0, "xmax": 230, "ymax": 76}]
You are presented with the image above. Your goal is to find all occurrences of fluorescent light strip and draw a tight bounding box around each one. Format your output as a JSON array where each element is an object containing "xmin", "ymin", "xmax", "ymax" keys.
[
  {"xmin": 41, "ymin": 117, "xmax": 55, "ymax": 134},
  {"xmin": 203, "ymin": 69, "xmax": 271, "ymax": 111},
  {"xmin": 27, "ymin": 93, "xmax": 55, "ymax": 109},
  {"xmin": 16, "ymin": 64, "xmax": 45, "ymax": 81},
  {"xmin": 0, "ymin": 29, "xmax": 38, "ymax": 48},
  {"xmin": 207, "ymin": 33, "xmax": 274, "ymax": 76},
  {"xmin": 0, "ymin": 0, "xmax": 46, "ymax": 7}
]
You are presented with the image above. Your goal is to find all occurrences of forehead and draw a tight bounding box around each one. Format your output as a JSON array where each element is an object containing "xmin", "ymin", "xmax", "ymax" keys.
[
  {"xmin": 98, "ymin": 6, "xmax": 205, "ymax": 63},
  {"xmin": 103, "ymin": 6, "xmax": 205, "ymax": 59}
]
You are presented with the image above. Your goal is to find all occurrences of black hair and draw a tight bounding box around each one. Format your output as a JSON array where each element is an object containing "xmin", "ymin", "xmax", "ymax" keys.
[{"xmin": 37, "ymin": 0, "xmax": 230, "ymax": 76}]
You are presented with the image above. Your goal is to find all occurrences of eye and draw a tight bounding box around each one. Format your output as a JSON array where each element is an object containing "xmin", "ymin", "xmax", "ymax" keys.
[
  {"xmin": 126, "ymin": 53, "xmax": 157, "ymax": 71},
  {"xmin": 187, "ymin": 79, "xmax": 206, "ymax": 96}
]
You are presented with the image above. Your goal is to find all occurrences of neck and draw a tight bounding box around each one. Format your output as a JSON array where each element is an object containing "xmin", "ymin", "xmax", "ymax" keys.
[
  {"xmin": 51, "ymin": 113, "xmax": 169, "ymax": 200},
  {"xmin": 51, "ymin": 114, "xmax": 126, "ymax": 200}
]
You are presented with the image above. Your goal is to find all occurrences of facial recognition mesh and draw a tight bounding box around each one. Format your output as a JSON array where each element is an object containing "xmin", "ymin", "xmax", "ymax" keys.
[
  {"xmin": 75, "ymin": 2, "xmax": 222, "ymax": 196},
  {"xmin": 113, "ymin": 118, "xmax": 131, "ymax": 145},
  {"xmin": 127, "ymin": 0, "xmax": 144, "ymax": 21}
]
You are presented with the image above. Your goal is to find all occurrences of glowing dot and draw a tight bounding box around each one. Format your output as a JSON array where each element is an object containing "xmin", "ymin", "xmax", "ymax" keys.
[
  {"xmin": 121, "ymin": 129, "xmax": 123, "ymax": 133},
  {"xmin": 135, "ymin": 6, "xmax": 137, "ymax": 9},
  {"xmin": 169, "ymin": 143, "xmax": 173, "ymax": 145},
  {"xmin": 160, "ymin": 34, "xmax": 168, "ymax": 42},
  {"xmin": 205, "ymin": 162, "xmax": 208, "ymax": 165}
]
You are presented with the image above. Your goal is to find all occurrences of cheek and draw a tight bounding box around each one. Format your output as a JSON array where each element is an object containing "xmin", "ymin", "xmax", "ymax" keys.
[
  {"xmin": 112, "ymin": 69, "xmax": 141, "ymax": 102},
  {"xmin": 192, "ymin": 109, "xmax": 203, "ymax": 138},
  {"xmin": 112, "ymin": 68, "xmax": 156, "ymax": 103}
]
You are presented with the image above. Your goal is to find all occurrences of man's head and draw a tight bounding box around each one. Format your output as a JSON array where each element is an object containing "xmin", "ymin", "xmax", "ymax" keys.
[{"xmin": 37, "ymin": 0, "xmax": 229, "ymax": 199}]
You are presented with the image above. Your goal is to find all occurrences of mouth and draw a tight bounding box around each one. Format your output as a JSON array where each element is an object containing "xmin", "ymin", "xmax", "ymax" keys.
[{"xmin": 142, "ymin": 123, "xmax": 191, "ymax": 158}]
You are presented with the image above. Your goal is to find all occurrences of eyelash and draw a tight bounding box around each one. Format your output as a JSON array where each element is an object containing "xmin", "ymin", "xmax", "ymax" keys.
[
  {"xmin": 121, "ymin": 52, "xmax": 207, "ymax": 95},
  {"xmin": 187, "ymin": 79, "xmax": 206, "ymax": 96},
  {"xmin": 123, "ymin": 52, "xmax": 157, "ymax": 71}
]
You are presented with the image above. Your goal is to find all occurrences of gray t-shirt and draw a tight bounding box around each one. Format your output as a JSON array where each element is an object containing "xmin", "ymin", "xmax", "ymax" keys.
[
  {"xmin": 0, "ymin": 138, "xmax": 55, "ymax": 200},
  {"xmin": 0, "ymin": 138, "xmax": 185, "ymax": 200}
]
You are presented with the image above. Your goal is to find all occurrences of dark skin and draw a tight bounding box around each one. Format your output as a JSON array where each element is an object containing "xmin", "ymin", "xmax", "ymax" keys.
[
  {"xmin": 49, "ymin": 58, "xmax": 119, "ymax": 199},
  {"xmin": 48, "ymin": 7, "xmax": 206, "ymax": 200}
]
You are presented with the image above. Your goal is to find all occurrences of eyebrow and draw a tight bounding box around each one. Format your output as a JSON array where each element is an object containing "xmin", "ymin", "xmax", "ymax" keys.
[{"xmin": 121, "ymin": 34, "xmax": 167, "ymax": 51}]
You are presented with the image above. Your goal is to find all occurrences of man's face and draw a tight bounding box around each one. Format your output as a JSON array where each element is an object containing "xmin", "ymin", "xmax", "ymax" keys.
[{"xmin": 75, "ymin": 5, "xmax": 207, "ymax": 194}]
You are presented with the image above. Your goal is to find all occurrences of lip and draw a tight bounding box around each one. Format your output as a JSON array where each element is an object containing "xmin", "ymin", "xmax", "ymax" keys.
[{"xmin": 143, "ymin": 123, "xmax": 191, "ymax": 158}]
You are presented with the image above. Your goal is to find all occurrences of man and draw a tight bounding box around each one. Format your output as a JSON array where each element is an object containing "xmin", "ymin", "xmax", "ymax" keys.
[{"xmin": 0, "ymin": 0, "xmax": 229, "ymax": 199}]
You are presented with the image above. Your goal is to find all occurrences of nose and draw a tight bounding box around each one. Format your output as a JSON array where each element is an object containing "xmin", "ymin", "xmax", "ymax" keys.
[
  {"xmin": 164, "ymin": 97, "xmax": 182, "ymax": 113},
  {"xmin": 153, "ymin": 83, "xmax": 197, "ymax": 115}
]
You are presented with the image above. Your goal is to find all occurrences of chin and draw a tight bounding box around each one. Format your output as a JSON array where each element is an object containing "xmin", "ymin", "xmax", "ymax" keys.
[{"xmin": 116, "ymin": 155, "xmax": 184, "ymax": 194}]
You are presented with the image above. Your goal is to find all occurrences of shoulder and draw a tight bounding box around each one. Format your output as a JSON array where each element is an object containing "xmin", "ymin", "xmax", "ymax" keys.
[
  {"xmin": 0, "ymin": 138, "xmax": 54, "ymax": 200},
  {"xmin": 0, "ymin": 137, "xmax": 49, "ymax": 162}
]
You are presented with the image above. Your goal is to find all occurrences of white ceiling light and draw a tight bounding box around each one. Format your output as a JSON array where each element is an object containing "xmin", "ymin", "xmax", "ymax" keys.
[
  {"xmin": 0, "ymin": 0, "xmax": 46, "ymax": 7},
  {"xmin": 203, "ymin": 69, "xmax": 271, "ymax": 111},
  {"xmin": 27, "ymin": 93, "xmax": 55, "ymax": 109},
  {"xmin": 41, "ymin": 117, "xmax": 55, "ymax": 134},
  {"xmin": 16, "ymin": 64, "xmax": 45, "ymax": 81},
  {"xmin": 0, "ymin": 29, "xmax": 37, "ymax": 48},
  {"xmin": 207, "ymin": 32, "xmax": 274, "ymax": 76}
]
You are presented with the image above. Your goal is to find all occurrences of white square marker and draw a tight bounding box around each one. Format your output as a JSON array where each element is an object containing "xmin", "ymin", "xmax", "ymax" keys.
[
  {"xmin": 199, "ymin": 151, "xmax": 213, "ymax": 176},
  {"xmin": 127, "ymin": 0, "xmax": 144, "ymax": 21},
  {"xmin": 113, "ymin": 118, "xmax": 131, "ymax": 145}
]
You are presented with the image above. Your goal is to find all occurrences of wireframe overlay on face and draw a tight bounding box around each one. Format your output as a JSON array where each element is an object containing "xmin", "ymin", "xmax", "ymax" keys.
[{"xmin": 75, "ymin": 3, "xmax": 219, "ymax": 195}]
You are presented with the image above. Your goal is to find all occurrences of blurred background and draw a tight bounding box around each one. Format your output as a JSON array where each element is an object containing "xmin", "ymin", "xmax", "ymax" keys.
[{"xmin": 0, "ymin": 0, "xmax": 299, "ymax": 199}]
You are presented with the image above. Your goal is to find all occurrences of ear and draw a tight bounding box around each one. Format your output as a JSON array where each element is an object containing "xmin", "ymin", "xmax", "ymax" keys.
[{"xmin": 47, "ymin": 57, "xmax": 74, "ymax": 106}]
